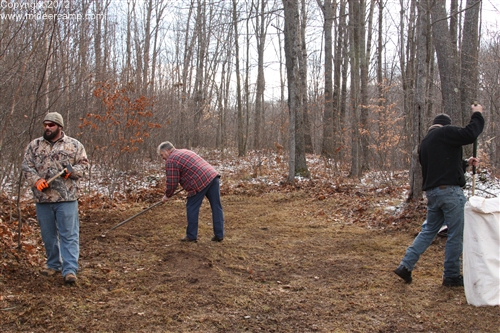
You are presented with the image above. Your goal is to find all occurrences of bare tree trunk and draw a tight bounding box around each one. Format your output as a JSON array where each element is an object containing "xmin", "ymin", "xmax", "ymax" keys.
[
  {"xmin": 283, "ymin": 0, "xmax": 301, "ymax": 182},
  {"xmin": 318, "ymin": 0, "xmax": 335, "ymax": 158},
  {"xmin": 294, "ymin": 0, "xmax": 310, "ymax": 175},
  {"xmin": 299, "ymin": 0, "xmax": 313, "ymax": 155},
  {"xmin": 399, "ymin": 0, "xmax": 417, "ymax": 164},
  {"xmin": 408, "ymin": 0, "xmax": 431, "ymax": 202},
  {"xmin": 460, "ymin": 0, "xmax": 481, "ymax": 125},
  {"xmin": 94, "ymin": 1, "xmax": 104, "ymax": 82},
  {"xmin": 222, "ymin": 52, "xmax": 232, "ymax": 150},
  {"xmin": 143, "ymin": 0, "xmax": 153, "ymax": 94},
  {"xmin": 192, "ymin": 0, "xmax": 207, "ymax": 147},
  {"xmin": 42, "ymin": 13, "xmax": 55, "ymax": 113},
  {"xmin": 360, "ymin": 0, "xmax": 373, "ymax": 171},
  {"xmin": 125, "ymin": 0, "xmax": 135, "ymax": 83},
  {"xmin": 376, "ymin": 0, "xmax": 384, "ymax": 110},
  {"xmin": 151, "ymin": 1, "xmax": 167, "ymax": 94},
  {"xmin": 244, "ymin": 2, "xmax": 253, "ymax": 151},
  {"xmin": 253, "ymin": 0, "xmax": 268, "ymax": 150},
  {"xmin": 180, "ymin": 0, "xmax": 197, "ymax": 147},
  {"xmin": 349, "ymin": 0, "xmax": 361, "ymax": 178},
  {"xmin": 134, "ymin": 14, "xmax": 143, "ymax": 88},
  {"xmin": 337, "ymin": 0, "xmax": 347, "ymax": 162},
  {"xmin": 233, "ymin": 0, "xmax": 245, "ymax": 156},
  {"xmin": 430, "ymin": 0, "xmax": 461, "ymax": 120}
]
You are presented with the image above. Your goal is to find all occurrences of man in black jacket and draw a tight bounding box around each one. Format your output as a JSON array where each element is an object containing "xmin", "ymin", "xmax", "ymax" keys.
[{"xmin": 394, "ymin": 104, "xmax": 485, "ymax": 287}]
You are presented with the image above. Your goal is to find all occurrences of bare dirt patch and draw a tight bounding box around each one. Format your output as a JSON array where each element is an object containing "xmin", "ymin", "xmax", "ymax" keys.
[{"xmin": 1, "ymin": 190, "xmax": 499, "ymax": 332}]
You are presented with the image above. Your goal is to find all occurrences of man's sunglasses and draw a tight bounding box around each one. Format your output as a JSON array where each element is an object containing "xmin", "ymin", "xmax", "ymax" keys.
[{"xmin": 43, "ymin": 122, "xmax": 57, "ymax": 128}]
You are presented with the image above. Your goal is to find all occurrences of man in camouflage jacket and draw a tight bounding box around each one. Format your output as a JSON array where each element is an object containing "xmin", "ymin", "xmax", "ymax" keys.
[{"xmin": 22, "ymin": 112, "xmax": 88, "ymax": 284}]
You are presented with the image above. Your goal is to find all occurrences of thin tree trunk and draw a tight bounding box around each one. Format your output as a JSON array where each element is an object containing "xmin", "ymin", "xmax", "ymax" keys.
[
  {"xmin": 430, "ymin": 0, "xmax": 461, "ymax": 120},
  {"xmin": 408, "ymin": 0, "xmax": 431, "ymax": 202},
  {"xmin": 360, "ymin": 0, "xmax": 373, "ymax": 171},
  {"xmin": 283, "ymin": 0, "xmax": 301, "ymax": 182},
  {"xmin": 192, "ymin": 0, "xmax": 207, "ymax": 147},
  {"xmin": 318, "ymin": 0, "xmax": 335, "ymax": 158},
  {"xmin": 349, "ymin": 0, "xmax": 361, "ymax": 178},
  {"xmin": 254, "ymin": 0, "xmax": 268, "ymax": 150},
  {"xmin": 300, "ymin": 0, "xmax": 313, "ymax": 155},
  {"xmin": 143, "ymin": 0, "xmax": 153, "ymax": 94},
  {"xmin": 460, "ymin": 0, "xmax": 481, "ymax": 125},
  {"xmin": 233, "ymin": 0, "xmax": 245, "ymax": 156},
  {"xmin": 294, "ymin": 0, "xmax": 310, "ymax": 175},
  {"xmin": 337, "ymin": 0, "xmax": 347, "ymax": 162}
]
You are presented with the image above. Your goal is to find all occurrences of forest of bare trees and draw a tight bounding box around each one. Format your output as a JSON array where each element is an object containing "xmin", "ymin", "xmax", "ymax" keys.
[{"xmin": 1, "ymin": 0, "xmax": 499, "ymax": 195}]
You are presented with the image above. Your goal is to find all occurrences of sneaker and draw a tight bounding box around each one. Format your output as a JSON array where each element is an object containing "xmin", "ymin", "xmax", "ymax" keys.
[
  {"xmin": 180, "ymin": 237, "xmax": 197, "ymax": 243},
  {"xmin": 41, "ymin": 268, "xmax": 60, "ymax": 276},
  {"xmin": 394, "ymin": 265, "xmax": 412, "ymax": 283},
  {"xmin": 442, "ymin": 275, "xmax": 463, "ymax": 287},
  {"xmin": 211, "ymin": 236, "xmax": 223, "ymax": 242},
  {"xmin": 64, "ymin": 273, "xmax": 77, "ymax": 284}
]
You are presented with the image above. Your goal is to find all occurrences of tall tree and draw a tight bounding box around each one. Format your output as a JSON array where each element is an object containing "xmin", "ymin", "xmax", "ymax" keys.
[
  {"xmin": 430, "ymin": 0, "xmax": 461, "ymax": 121},
  {"xmin": 192, "ymin": 0, "xmax": 207, "ymax": 147},
  {"xmin": 150, "ymin": 0, "xmax": 168, "ymax": 94},
  {"xmin": 299, "ymin": 0, "xmax": 313, "ymax": 155},
  {"xmin": 337, "ymin": 0, "xmax": 348, "ymax": 162},
  {"xmin": 253, "ymin": 0, "xmax": 269, "ymax": 150},
  {"xmin": 142, "ymin": 0, "xmax": 153, "ymax": 94},
  {"xmin": 348, "ymin": 0, "xmax": 361, "ymax": 178},
  {"xmin": 408, "ymin": 0, "xmax": 432, "ymax": 201},
  {"xmin": 318, "ymin": 0, "xmax": 335, "ymax": 158},
  {"xmin": 460, "ymin": 0, "xmax": 481, "ymax": 125},
  {"xmin": 233, "ymin": 0, "xmax": 245, "ymax": 156},
  {"xmin": 283, "ymin": 0, "xmax": 309, "ymax": 181},
  {"xmin": 294, "ymin": 0, "xmax": 310, "ymax": 175},
  {"xmin": 360, "ymin": 0, "xmax": 374, "ymax": 171}
]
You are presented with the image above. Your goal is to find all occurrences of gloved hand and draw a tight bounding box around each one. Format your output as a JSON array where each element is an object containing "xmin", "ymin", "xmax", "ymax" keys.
[
  {"xmin": 35, "ymin": 178, "xmax": 49, "ymax": 191},
  {"xmin": 62, "ymin": 164, "xmax": 74, "ymax": 179}
]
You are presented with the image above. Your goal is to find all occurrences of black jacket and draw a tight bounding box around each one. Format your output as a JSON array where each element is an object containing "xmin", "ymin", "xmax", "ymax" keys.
[{"xmin": 419, "ymin": 112, "xmax": 484, "ymax": 191}]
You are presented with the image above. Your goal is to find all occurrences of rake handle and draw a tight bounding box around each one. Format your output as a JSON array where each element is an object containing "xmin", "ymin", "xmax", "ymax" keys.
[{"xmin": 472, "ymin": 101, "xmax": 479, "ymax": 195}]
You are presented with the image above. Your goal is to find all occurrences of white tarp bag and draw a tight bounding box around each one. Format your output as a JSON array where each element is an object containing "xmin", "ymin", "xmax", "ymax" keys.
[{"xmin": 463, "ymin": 196, "xmax": 500, "ymax": 306}]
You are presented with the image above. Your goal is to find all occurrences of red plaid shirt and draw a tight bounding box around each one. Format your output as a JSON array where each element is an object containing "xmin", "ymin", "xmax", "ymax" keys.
[{"xmin": 164, "ymin": 149, "xmax": 219, "ymax": 197}]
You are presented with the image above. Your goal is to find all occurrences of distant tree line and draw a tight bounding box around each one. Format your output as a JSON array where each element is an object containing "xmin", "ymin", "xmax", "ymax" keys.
[{"xmin": 0, "ymin": 0, "xmax": 498, "ymax": 195}]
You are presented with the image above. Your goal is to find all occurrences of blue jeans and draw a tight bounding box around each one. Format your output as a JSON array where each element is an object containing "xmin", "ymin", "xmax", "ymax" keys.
[
  {"xmin": 400, "ymin": 185, "xmax": 466, "ymax": 278},
  {"xmin": 185, "ymin": 176, "xmax": 224, "ymax": 239},
  {"xmin": 36, "ymin": 201, "xmax": 80, "ymax": 276}
]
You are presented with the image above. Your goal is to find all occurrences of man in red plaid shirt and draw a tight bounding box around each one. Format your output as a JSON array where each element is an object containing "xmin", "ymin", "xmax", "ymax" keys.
[{"xmin": 158, "ymin": 141, "xmax": 224, "ymax": 242}]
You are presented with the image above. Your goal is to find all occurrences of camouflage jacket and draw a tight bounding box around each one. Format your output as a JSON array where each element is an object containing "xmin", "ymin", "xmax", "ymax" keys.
[{"xmin": 22, "ymin": 132, "xmax": 89, "ymax": 203}]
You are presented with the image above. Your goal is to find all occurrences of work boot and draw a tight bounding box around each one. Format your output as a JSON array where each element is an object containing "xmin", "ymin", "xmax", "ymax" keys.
[
  {"xmin": 41, "ymin": 268, "xmax": 60, "ymax": 276},
  {"xmin": 394, "ymin": 265, "xmax": 412, "ymax": 284},
  {"xmin": 180, "ymin": 237, "xmax": 197, "ymax": 243},
  {"xmin": 211, "ymin": 236, "xmax": 223, "ymax": 242},
  {"xmin": 64, "ymin": 273, "xmax": 77, "ymax": 284},
  {"xmin": 442, "ymin": 275, "xmax": 463, "ymax": 287}
]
